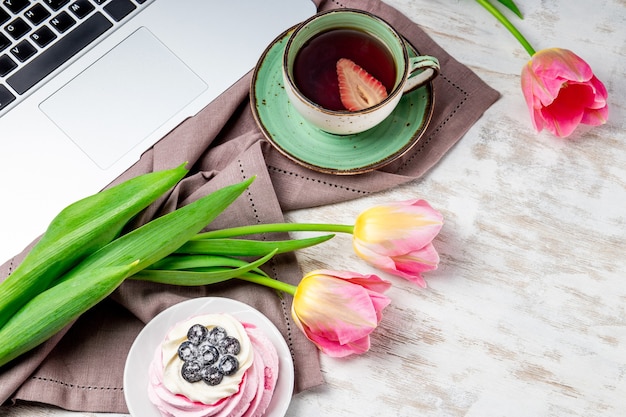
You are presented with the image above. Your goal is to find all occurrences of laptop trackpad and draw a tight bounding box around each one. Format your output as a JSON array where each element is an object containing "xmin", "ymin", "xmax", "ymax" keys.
[{"xmin": 40, "ymin": 27, "xmax": 207, "ymax": 169}]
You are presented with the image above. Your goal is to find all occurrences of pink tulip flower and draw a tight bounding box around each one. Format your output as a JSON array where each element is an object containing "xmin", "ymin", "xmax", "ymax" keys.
[
  {"xmin": 476, "ymin": 0, "xmax": 609, "ymax": 138},
  {"xmin": 291, "ymin": 270, "xmax": 391, "ymax": 357},
  {"xmin": 352, "ymin": 200, "xmax": 443, "ymax": 288},
  {"xmin": 521, "ymin": 48, "xmax": 608, "ymax": 138}
]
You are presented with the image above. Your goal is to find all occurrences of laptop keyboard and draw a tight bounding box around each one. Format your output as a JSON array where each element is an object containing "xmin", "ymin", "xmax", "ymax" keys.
[{"xmin": 0, "ymin": 0, "xmax": 151, "ymax": 113}]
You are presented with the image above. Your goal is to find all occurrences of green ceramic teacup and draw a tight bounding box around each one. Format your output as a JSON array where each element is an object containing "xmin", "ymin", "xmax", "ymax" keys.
[{"xmin": 283, "ymin": 9, "xmax": 439, "ymax": 135}]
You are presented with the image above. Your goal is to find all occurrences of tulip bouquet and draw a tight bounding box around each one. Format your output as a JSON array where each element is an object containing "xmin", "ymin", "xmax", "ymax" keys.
[
  {"xmin": 135, "ymin": 199, "xmax": 444, "ymax": 357},
  {"xmin": 477, "ymin": 0, "xmax": 609, "ymax": 138},
  {"xmin": 0, "ymin": 167, "xmax": 443, "ymax": 365}
]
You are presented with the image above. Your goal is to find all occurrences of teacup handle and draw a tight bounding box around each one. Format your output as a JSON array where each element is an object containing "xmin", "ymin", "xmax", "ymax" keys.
[{"xmin": 403, "ymin": 55, "xmax": 440, "ymax": 92}]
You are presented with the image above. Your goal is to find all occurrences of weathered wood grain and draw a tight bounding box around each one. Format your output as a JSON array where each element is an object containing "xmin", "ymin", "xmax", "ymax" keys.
[{"xmin": 1, "ymin": 0, "xmax": 623, "ymax": 416}]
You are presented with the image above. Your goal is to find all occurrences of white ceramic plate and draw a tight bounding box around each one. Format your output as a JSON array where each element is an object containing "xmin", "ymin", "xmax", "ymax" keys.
[{"xmin": 123, "ymin": 297, "xmax": 295, "ymax": 416}]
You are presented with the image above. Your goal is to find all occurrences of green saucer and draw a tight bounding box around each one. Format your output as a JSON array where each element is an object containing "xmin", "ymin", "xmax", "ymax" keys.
[{"xmin": 251, "ymin": 28, "xmax": 434, "ymax": 175}]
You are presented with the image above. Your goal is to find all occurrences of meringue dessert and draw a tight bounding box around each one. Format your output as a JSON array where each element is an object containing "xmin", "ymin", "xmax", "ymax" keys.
[{"xmin": 148, "ymin": 313, "xmax": 279, "ymax": 417}]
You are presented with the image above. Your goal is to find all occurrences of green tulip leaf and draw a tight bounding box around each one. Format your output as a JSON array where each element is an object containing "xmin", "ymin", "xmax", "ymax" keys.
[{"xmin": 496, "ymin": 0, "xmax": 523, "ymax": 18}]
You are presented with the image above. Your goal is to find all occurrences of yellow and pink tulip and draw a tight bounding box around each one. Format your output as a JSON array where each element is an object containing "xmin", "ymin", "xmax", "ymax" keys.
[
  {"xmin": 352, "ymin": 200, "xmax": 443, "ymax": 288},
  {"xmin": 291, "ymin": 270, "xmax": 391, "ymax": 357}
]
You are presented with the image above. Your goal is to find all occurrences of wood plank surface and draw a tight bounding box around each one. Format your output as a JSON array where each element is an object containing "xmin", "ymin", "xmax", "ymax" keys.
[{"xmin": 1, "ymin": 0, "xmax": 624, "ymax": 416}]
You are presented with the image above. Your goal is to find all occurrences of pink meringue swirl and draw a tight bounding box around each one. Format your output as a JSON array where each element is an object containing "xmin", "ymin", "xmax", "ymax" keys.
[{"xmin": 148, "ymin": 315, "xmax": 279, "ymax": 417}]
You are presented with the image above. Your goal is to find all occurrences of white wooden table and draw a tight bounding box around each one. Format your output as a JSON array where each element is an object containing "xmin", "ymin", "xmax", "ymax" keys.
[{"xmin": 1, "ymin": 0, "xmax": 624, "ymax": 416}]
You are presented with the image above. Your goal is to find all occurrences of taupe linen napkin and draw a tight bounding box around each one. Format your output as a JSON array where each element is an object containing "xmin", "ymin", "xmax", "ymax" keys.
[{"xmin": 0, "ymin": 0, "xmax": 499, "ymax": 413}]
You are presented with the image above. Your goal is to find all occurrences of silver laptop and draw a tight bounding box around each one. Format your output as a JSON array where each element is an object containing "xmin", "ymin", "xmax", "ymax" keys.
[{"xmin": 0, "ymin": 0, "xmax": 316, "ymax": 262}]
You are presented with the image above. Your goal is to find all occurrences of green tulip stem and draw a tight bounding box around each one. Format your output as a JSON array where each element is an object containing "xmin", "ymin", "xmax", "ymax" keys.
[
  {"xmin": 194, "ymin": 223, "xmax": 355, "ymax": 239},
  {"xmin": 189, "ymin": 222, "xmax": 356, "ymax": 297},
  {"xmin": 476, "ymin": 0, "xmax": 536, "ymax": 56},
  {"xmin": 236, "ymin": 273, "xmax": 297, "ymax": 296}
]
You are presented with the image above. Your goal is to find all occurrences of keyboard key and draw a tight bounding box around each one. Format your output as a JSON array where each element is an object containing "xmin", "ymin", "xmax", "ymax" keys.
[
  {"xmin": 24, "ymin": 3, "xmax": 51, "ymax": 25},
  {"xmin": 50, "ymin": 10, "xmax": 75, "ymax": 33},
  {"xmin": 0, "ymin": 7, "xmax": 10, "ymax": 25},
  {"xmin": 69, "ymin": 0, "xmax": 94, "ymax": 19},
  {"xmin": 4, "ymin": 17, "xmax": 31, "ymax": 40},
  {"xmin": 0, "ymin": 54, "xmax": 17, "ymax": 76},
  {"xmin": 10, "ymin": 39, "xmax": 36, "ymax": 62},
  {"xmin": 103, "ymin": 0, "xmax": 135, "ymax": 22},
  {"xmin": 0, "ymin": 33, "xmax": 10, "ymax": 51},
  {"xmin": 7, "ymin": 12, "xmax": 112, "ymax": 94},
  {"xmin": 30, "ymin": 24, "xmax": 56, "ymax": 47},
  {"xmin": 43, "ymin": 0, "xmax": 69, "ymax": 11},
  {"xmin": 0, "ymin": 84, "xmax": 16, "ymax": 110},
  {"xmin": 93, "ymin": 0, "xmax": 108, "ymax": 4},
  {"xmin": 3, "ymin": 0, "xmax": 30, "ymax": 14}
]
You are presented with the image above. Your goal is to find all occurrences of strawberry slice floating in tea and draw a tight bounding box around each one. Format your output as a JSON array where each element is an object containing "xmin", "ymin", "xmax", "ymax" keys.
[{"xmin": 337, "ymin": 58, "xmax": 389, "ymax": 111}]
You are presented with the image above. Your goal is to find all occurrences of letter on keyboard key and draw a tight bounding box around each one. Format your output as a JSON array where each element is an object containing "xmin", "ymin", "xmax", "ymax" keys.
[
  {"xmin": 25, "ymin": 4, "xmax": 52, "ymax": 25},
  {"xmin": 30, "ymin": 26, "xmax": 57, "ymax": 47},
  {"xmin": 3, "ymin": 0, "xmax": 30, "ymax": 14},
  {"xmin": 5, "ymin": 17, "xmax": 32, "ymax": 40},
  {"xmin": 70, "ymin": 0, "xmax": 96, "ymax": 19},
  {"xmin": 11, "ymin": 39, "xmax": 36, "ymax": 62},
  {"xmin": 50, "ymin": 11, "xmax": 76, "ymax": 33}
]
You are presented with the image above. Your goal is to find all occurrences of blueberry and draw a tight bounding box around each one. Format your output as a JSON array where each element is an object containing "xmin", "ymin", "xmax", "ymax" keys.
[
  {"xmin": 217, "ymin": 336, "xmax": 241, "ymax": 355},
  {"xmin": 201, "ymin": 365, "xmax": 224, "ymax": 386},
  {"xmin": 181, "ymin": 360, "xmax": 203, "ymax": 383},
  {"xmin": 218, "ymin": 354, "xmax": 239, "ymax": 376},
  {"xmin": 187, "ymin": 324, "xmax": 208, "ymax": 345},
  {"xmin": 197, "ymin": 341, "xmax": 219, "ymax": 366},
  {"xmin": 207, "ymin": 326, "xmax": 227, "ymax": 345},
  {"xmin": 177, "ymin": 340, "xmax": 198, "ymax": 362}
]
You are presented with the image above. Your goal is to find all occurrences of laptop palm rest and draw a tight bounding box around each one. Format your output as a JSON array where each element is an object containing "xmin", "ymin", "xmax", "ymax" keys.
[{"xmin": 40, "ymin": 27, "xmax": 207, "ymax": 169}]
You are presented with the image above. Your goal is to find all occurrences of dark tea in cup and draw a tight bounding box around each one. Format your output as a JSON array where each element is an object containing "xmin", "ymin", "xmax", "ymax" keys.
[
  {"xmin": 292, "ymin": 28, "xmax": 396, "ymax": 111},
  {"xmin": 283, "ymin": 9, "xmax": 439, "ymax": 134}
]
